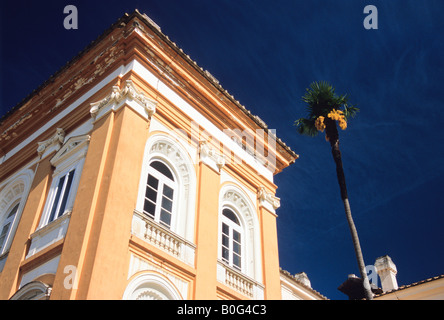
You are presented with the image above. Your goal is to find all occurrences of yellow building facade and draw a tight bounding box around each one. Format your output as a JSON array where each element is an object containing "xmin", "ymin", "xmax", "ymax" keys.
[{"xmin": 0, "ymin": 10, "xmax": 324, "ymax": 300}]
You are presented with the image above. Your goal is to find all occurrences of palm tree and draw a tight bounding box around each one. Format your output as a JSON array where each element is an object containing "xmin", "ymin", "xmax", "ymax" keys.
[{"xmin": 295, "ymin": 81, "xmax": 373, "ymax": 300}]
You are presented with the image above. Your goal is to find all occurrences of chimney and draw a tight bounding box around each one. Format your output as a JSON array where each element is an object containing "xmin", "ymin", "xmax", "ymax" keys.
[{"xmin": 375, "ymin": 255, "xmax": 398, "ymax": 292}]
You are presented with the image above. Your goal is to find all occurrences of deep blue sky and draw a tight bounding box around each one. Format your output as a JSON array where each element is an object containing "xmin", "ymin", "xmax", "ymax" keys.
[{"xmin": 1, "ymin": 1, "xmax": 444, "ymax": 300}]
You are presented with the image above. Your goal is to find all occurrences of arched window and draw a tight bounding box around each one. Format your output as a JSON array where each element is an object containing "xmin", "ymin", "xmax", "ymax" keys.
[
  {"xmin": 218, "ymin": 185, "xmax": 263, "ymax": 281},
  {"xmin": 143, "ymin": 160, "xmax": 177, "ymax": 228},
  {"xmin": 136, "ymin": 134, "xmax": 197, "ymax": 243},
  {"xmin": 221, "ymin": 208, "xmax": 243, "ymax": 271},
  {"xmin": 0, "ymin": 169, "xmax": 33, "ymax": 259},
  {"xmin": 0, "ymin": 203, "xmax": 19, "ymax": 253}
]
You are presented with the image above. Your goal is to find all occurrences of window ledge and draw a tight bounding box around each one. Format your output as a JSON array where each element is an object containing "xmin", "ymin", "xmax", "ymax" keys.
[{"xmin": 26, "ymin": 212, "xmax": 71, "ymax": 259}]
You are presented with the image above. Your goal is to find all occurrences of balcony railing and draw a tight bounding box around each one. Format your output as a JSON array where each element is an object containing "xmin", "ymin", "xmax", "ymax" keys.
[
  {"xmin": 131, "ymin": 210, "xmax": 196, "ymax": 267},
  {"xmin": 217, "ymin": 260, "xmax": 264, "ymax": 299}
]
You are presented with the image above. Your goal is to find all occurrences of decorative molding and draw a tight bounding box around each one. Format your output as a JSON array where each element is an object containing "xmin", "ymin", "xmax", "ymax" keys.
[
  {"xmin": 198, "ymin": 140, "xmax": 225, "ymax": 172},
  {"xmin": 126, "ymin": 254, "xmax": 187, "ymax": 299},
  {"xmin": 37, "ymin": 128, "xmax": 65, "ymax": 158},
  {"xmin": 50, "ymin": 134, "xmax": 91, "ymax": 172},
  {"xmin": 10, "ymin": 281, "xmax": 52, "ymax": 300},
  {"xmin": 257, "ymin": 186, "xmax": 280, "ymax": 211},
  {"xmin": 0, "ymin": 181, "xmax": 24, "ymax": 214},
  {"xmin": 222, "ymin": 189, "xmax": 253, "ymax": 229},
  {"xmin": 135, "ymin": 288, "xmax": 167, "ymax": 300},
  {"xmin": 90, "ymin": 79, "xmax": 157, "ymax": 120},
  {"xmin": 149, "ymin": 139, "xmax": 191, "ymax": 186}
]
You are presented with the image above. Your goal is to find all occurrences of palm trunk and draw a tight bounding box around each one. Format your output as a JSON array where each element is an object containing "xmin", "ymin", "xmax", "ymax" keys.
[
  {"xmin": 342, "ymin": 197, "xmax": 373, "ymax": 300},
  {"xmin": 328, "ymin": 125, "xmax": 373, "ymax": 300}
]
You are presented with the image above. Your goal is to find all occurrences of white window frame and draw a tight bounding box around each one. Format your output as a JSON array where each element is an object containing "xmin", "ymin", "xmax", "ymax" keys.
[
  {"xmin": 218, "ymin": 185, "xmax": 263, "ymax": 281},
  {"xmin": 38, "ymin": 134, "xmax": 89, "ymax": 229},
  {"xmin": 40, "ymin": 165, "xmax": 81, "ymax": 227},
  {"xmin": 220, "ymin": 207, "xmax": 244, "ymax": 272},
  {"xmin": 143, "ymin": 159, "xmax": 178, "ymax": 229},
  {"xmin": 0, "ymin": 202, "xmax": 20, "ymax": 254},
  {"xmin": 136, "ymin": 133, "xmax": 197, "ymax": 243},
  {"xmin": 0, "ymin": 169, "xmax": 34, "ymax": 258}
]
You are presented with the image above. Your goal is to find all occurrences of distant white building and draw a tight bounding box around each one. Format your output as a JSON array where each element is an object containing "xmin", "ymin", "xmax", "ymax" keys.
[{"xmin": 339, "ymin": 255, "xmax": 444, "ymax": 300}]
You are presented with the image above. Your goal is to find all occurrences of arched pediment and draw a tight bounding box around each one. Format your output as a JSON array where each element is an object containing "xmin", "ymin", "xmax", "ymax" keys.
[
  {"xmin": 123, "ymin": 272, "xmax": 182, "ymax": 300},
  {"xmin": 221, "ymin": 186, "xmax": 256, "ymax": 229},
  {"xmin": 148, "ymin": 138, "xmax": 192, "ymax": 186},
  {"xmin": 50, "ymin": 134, "xmax": 91, "ymax": 169},
  {"xmin": 10, "ymin": 281, "xmax": 52, "ymax": 300}
]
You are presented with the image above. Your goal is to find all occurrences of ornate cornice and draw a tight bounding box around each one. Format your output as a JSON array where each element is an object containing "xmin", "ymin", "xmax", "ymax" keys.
[
  {"xmin": 198, "ymin": 140, "xmax": 225, "ymax": 172},
  {"xmin": 90, "ymin": 79, "xmax": 157, "ymax": 120},
  {"xmin": 37, "ymin": 128, "xmax": 66, "ymax": 158},
  {"xmin": 257, "ymin": 186, "xmax": 280, "ymax": 211}
]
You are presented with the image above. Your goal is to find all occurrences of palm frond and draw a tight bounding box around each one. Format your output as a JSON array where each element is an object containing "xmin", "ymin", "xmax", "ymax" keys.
[
  {"xmin": 302, "ymin": 81, "xmax": 341, "ymax": 117},
  {"xmin": 296, "ymin": 81, "xmax": 359, "ymax": 137},
  {"xmin": 294, "ymin": 117, "xmax": 319, "ymax": 137},
  {"xmin": 300, "ymin": 81, "xmax": 358, "ymax": 118},
  {"xmin": 342, "ymin": 104, "xmax": 360, "ymax": 120}
]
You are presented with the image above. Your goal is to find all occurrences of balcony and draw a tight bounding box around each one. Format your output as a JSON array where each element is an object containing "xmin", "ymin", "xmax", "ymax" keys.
[
  {"xmin": 217, "ymin": 260, "xmax": 264, "ymax": 299},
  {"xmin": 131, "ymin": 210, "xmax": 196, "ymax": 267}
]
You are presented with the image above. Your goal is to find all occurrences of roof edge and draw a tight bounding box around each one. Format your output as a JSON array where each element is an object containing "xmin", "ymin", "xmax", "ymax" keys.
[{"xmin": 0, "ymin": 9, "xmax": 299, "ymax": 163}]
